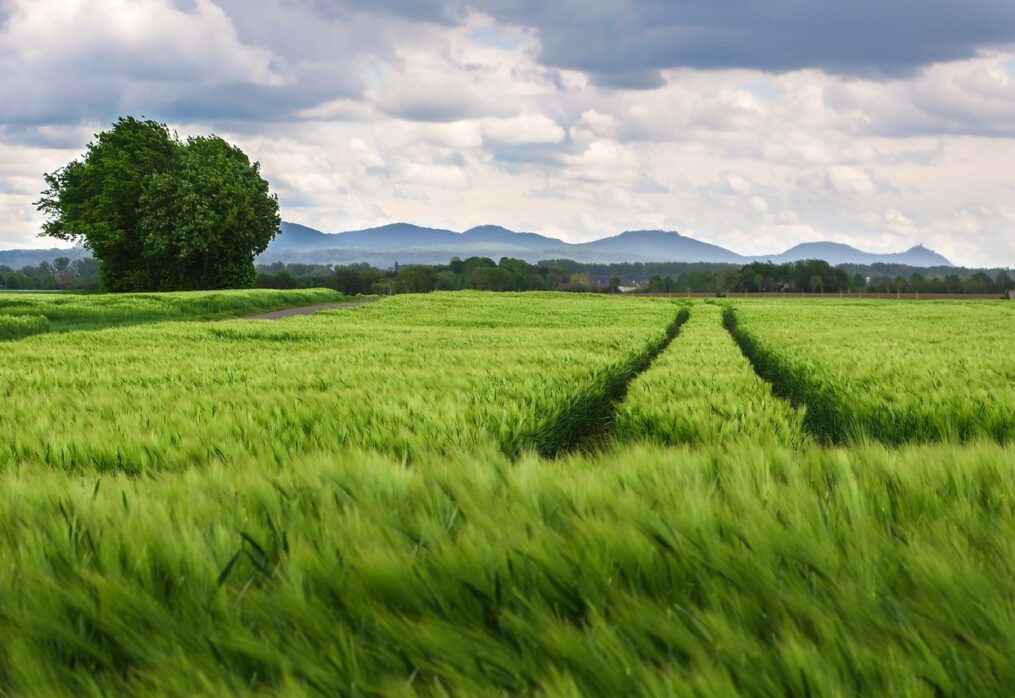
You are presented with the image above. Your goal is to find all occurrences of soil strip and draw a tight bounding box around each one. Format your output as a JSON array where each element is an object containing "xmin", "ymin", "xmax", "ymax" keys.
[{"xmin": 241, "ymin": 301, "xmax": 372, "ymax": 320}]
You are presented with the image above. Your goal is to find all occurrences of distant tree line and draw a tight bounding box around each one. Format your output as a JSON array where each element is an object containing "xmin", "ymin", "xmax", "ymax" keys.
[
  {"xmin": 6, "ymin": 254, "xmax": 1012, "ymax": 296},
  {"xmin": 253, "ymin": 257, "xmax": 1015, "ymax": 296},
  {"xmin": 718, "ymin": 261, "xmax": 1012, "ymax": 295},
  {"xmin": 0, "ymin": 258, "xmax": 99, "ymax": 291},
  {"xmin": 256, "ymin": 257, "xmax": 572, "ymax": 294}
]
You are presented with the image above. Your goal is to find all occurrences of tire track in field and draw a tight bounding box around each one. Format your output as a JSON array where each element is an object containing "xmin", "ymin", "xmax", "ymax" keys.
[
  {"xmin": 545, "ymin": 305, "xmax": 691, "ymax": 457},
  {"xmin": 239, "ymin": 301, "xmax": 373, "ymax": 320},
  {"xmin": 722, "ymin": 305, "xmax": 849, "ymax": 443},
  {"xmin": 608, "ymin": 303, "xmax": 807, "ymax": 448}
]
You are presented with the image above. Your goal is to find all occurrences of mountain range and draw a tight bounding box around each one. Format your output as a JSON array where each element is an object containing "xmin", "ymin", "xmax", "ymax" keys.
[
  {"xmin": 0, "ymin": 246, "xmax": 91, "ymax": 269},
  {"xmin": 260, "ymin": 222, "xmax": 954, "ymax": 267},
  {"xmin": 1, "ymin": 222, "xmax": 954, "ymax": 270}
]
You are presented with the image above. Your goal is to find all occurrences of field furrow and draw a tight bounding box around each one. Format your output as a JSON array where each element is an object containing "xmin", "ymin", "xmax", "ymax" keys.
[
  {"xmin": 614, "ymin": 303, "xmax": 806, "ymax": 446},
  {"xmin": 728, "ymin": 300, "xmax": 1015, "ymax": 443}
]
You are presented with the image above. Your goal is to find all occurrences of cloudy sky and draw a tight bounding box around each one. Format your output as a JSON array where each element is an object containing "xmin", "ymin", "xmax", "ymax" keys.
[{"xmin": 2, "ymin": 0, "xmax": 1015, "ymax": 266}]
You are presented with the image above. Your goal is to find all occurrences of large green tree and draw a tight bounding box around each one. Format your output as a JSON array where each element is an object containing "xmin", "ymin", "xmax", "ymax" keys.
[{"xmin": 37, "ymin": 117, "xmax": 280, "ymax": 291}]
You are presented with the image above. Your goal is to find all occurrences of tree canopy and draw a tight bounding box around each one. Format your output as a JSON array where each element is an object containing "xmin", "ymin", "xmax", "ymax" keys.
[{"xmin": 37, "ymin": 117, "xmax": 280, "ymax": 291}]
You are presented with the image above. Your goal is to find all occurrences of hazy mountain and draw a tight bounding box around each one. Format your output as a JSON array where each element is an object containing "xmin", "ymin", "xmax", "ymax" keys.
[
  {"xmin": 266, "ymin": 222, "xmax": 565, "ymax": 253},
  {"xmin": 260, "ymin": 222, "xmax": 954, "ymax": 268},
  {"xmin": 762, "ymin": 242, "xmax": 952, "ymax": 267},
  {"xmin": 264, "ymin": 222, "xmax": 459, "ymax": 252},
  {"xmin": 326, "ymin": 223, "xmax": 461, "ymax": 249},
  {"xmin": 575, "ymin": 230, "xmax": 748, "ymax": 263},
  {"xmin": 461, "ymin": 225, "xmax": 565, "ymax": 250},
  {"xmin": 262, "ymin": 222, "xmax": 578, "ymax": 264},
  {"xmin": 265, "ymin": 222, "xmax": 333, "ymax": 251},
  {"xmin": 0, "ymin": 247, "xmax": 89, "ymax": 269},
  {"xmin": 2, "ymin": 223, "xmax": 955, "ymax": 270}
]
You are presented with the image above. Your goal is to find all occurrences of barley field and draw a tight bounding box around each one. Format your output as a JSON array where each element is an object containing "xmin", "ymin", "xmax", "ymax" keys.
[
  {"xmin": 2, "ymin": 290, "xmax": 1013, "ymax": 696},
  {"xmin": 0, "ymin": 288, "xmax": 347, "ymax": 334},
  {"xmin": 728, "ymin": 300, "xmax": 1015, "ymax": 443}
]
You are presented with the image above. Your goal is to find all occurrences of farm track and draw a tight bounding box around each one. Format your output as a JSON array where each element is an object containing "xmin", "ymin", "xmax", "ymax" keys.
[
  {"xmin": 722, "ymin": 305, "xmax": 842, "ymax": 443},
  {"xmin": 555, "ymin": 306, "xmax": 691, "ymax": 456},
  {"xmin": 612, "ymin": 303, "xmax": 806, "ymax": 447},
  {"xmin": 0, "ymin": 289, "xmax": 349, "ymax": 341},
  {"xmin": 239, "ymin": 300, "xmax": 373, "ymax": 320}
]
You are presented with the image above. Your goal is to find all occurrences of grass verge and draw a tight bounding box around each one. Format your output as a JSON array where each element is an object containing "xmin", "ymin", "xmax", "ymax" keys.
[{"xmin": 0, "ymin": 288, "xmax": 349, "ymax": 335}]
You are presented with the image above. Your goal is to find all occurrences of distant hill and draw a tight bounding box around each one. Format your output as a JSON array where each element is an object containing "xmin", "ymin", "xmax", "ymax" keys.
[
  {"xmin": 461, "ymin": 225, "xmax": 568, "ymax": 250},
  {"xmin": 0, "ymin": 223, "xmax": 955, "ymax": 270},
  {"xmin": 260, "ymin": 222, "xmax": 953, "ymax": 268},
  {"xmin": 0, "ymin": 247, "xmax": 89, "ymax": 269},
  {"xmin": 575, "ymin": 230, "xmax": 748, "ymax": 264},
  {"xmin": 265, "ymin": 222, "xmax": 333, "ymax": 251},
  {"xmin": 265, "ymin": 222, "xmax": 566, "ymax": 254},
  {"xmin": 762, "ymin": 242, "xmax": 952, "ymax": 267}
]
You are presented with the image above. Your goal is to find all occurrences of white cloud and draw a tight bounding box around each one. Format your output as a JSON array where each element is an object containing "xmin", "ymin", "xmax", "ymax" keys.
[
  {"xmin": 481, "ymin": 114, "xmax": 565, "ymax": 145},
  {"xmin": 748, "ymin": 195, "xmax": 769, "ymax": 214},
  {"xmin": 0, "ymin": 0, "xmax": 283, "ymax": 123},
  {"xmin": 824, "ymin": 53, "xmax": 1015, "ymax": 137},
  {"xmin": 826, "ymin": 165, "xmax": 878, "ymax": 195},
  {"xmin": 569, "ymin": 110, "xmax": 620, "ymax": 141},
  {"xmin": 1, "ymin": 2, "xmax": 1014, "ymax": 266},
  {"xmin": 560, "ymin": 141, "xmax": 640, "ymax": 183}
]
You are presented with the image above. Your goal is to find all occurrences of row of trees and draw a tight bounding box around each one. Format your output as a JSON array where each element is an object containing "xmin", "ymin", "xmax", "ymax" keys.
[
  {"xmin": 0, "ymin": 258, "xmax": 99, "ymax": 291},
  {"xmin": 723, "ymin": 261, "xmax": 1012, "ymax": 294},
  {"xmin": 256, "ymin": 257, "xmax": 575, "ymax": 295},
  {"xmin": 865, "ymin": 271, "xmax": 1013, "ymax": 295},
  {"xmin": 254, "ymin": 257, "xmax": 1015, "ymax": 296},
  {"xmin": 7, "ymin": 252, "xmax": 1011, "ymax": 296},
  {"xmin": 730, "ymin": 260, "xmax": 854, "ymax": 293},
  {"xmin": 523, "ymin": 258, "xmax": 1015, "ymax": 294}
]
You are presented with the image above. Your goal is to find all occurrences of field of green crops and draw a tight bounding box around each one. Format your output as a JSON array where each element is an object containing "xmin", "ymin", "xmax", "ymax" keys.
[
  {"xmin": 0, "ymin": 288, "xmax": 347, "ymax": 335},
  {"xmin": 615, "ymin": 303, "xmax": 806, "ymax": 447},
  {"xmin": 3, "ymin": 291, "xmax": 1014, "ymax": 696},
  {"xmin": 1, "ymin": 293, "xmax": 679, "ymax": 470},
  {"xmin": 729, "ymin": 300, "xmax": 1015, "ymax": 443}
]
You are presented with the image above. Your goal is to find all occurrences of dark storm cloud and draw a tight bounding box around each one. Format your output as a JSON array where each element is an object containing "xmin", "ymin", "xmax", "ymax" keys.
[
  {"xmin": 0, "ymin": 0, "xmax": 373, "ymax": 131},
  {"xmin": 278, "ymin": 0, "xmax": 1015, "ymax": 90},
  {"xmin": 157, "ymin": 84, "xmax": 336, "ymax": 123},
  {"xmin": 292, "ymin": 0, "xmax": 463, "ymax": 23},
  {"xmin": 464, "ymin": 0, "xmax": 1015, "ymax": 87},
  {"xmin": 3, "ymin": 0, "xmax": 1014, "ymax": 133}
]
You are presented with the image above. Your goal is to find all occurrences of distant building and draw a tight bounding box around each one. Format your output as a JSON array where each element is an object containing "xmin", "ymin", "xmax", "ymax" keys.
[{"xmin": 618, "ymin": 285, "xmax": 640, "ymax": 293}]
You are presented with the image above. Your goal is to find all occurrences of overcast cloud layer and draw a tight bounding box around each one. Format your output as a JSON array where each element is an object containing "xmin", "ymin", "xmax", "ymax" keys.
[{"xmin": 2, "ymin": 0, "xmax": 1014, "ymax": 266}]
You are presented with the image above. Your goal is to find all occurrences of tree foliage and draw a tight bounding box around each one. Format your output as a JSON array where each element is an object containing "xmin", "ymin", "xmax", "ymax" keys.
[{"xmin": 37, "ymin": 117, "xmax": 279, "ymax": 291}]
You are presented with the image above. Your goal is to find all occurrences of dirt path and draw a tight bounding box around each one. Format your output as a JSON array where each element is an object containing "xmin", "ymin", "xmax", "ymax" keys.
[{"xmin": 241, "ymin": 301, "xmax": 372, "ymax": 320}]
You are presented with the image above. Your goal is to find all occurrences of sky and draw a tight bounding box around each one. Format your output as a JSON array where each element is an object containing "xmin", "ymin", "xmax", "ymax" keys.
[{"xmin": 2, "ymin": 1, "xmax": 1015, "ymax": 266}]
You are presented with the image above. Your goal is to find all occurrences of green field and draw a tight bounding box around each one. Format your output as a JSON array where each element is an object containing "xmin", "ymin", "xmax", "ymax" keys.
[
  {"xmin": 2, "ymin": 291, "xmax": 1014, "ymax": 695},
  {"xmin": 729, "ymin": 300, "xmax": 1015, "ymax": 443},
  {"xmin": 0, "ymin": 288, "xmax": 347, "ymax": 336}
]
